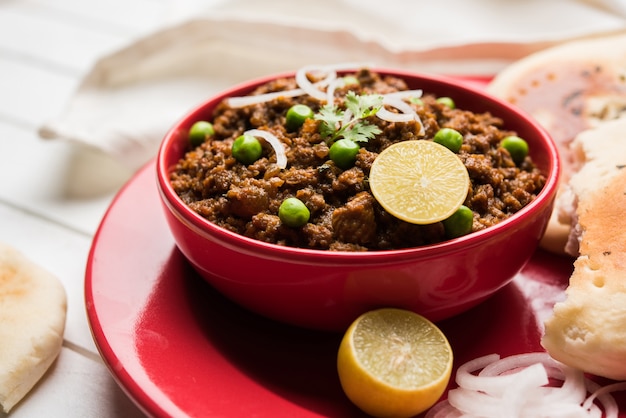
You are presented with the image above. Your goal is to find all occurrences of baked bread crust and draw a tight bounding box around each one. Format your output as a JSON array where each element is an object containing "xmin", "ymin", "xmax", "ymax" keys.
[
  {"xmin": 542, "ymin": 167, "xmax": 626, "ymax": 380},
  {"xmin": 0, "ymin": 242, "xmax": 67, "ymax": 412}
]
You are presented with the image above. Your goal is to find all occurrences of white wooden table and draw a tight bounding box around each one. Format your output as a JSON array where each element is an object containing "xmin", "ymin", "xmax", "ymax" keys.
[{"xmin": 0, "ymin": 1, "xmax": 188, "ymax": 416}]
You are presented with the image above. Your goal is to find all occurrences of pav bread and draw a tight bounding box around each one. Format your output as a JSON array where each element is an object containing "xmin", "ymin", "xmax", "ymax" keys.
[
  {"xmin": 0, "ymin": 242, "xmax": 67, "ymax": 412},
  {"xmin": 541, "ymin": 128, "xmax": 626, "ymax": 380},
  {"xmin": 487, "ymin": 33, "xmax": 626, "ymax": 253},
  {"xmin": 557, "ymin": 116, "xmax": 626, "ymax": 256}
]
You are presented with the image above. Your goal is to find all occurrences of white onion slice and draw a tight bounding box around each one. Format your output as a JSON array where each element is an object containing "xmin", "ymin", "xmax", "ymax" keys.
[
  {"xmin": 227, "ymin": 63, "xmax": 371, "ymax": 107},
  {"xmin": 325, "ymin": 77, "xmax": 346, "ymax": 105},
  {"xmin": 500, "ymin": 364, "xmax": 550, "ymax": 417},
  {"xmin": 427, "ymin": 352, "xmax": 626, "ymax": 418},
  {"xmin": 478, "ymin": 352, "xmax": 587, "ymax": 405},
  {"xmin": 424, "ymin": 400, "xmax": 464, "ymax": 418},
  {"xmin": 244, "ymin": 129, "xmax": 287, "ymax": 169},
  {"xmin": 376, "ymin": 94, "xmax": 426, "ymax": 135},
  {"xmin": 295, "ymin": 65, "xmax": 337, "ymax": 101},
  {"xmin": 379, "ymin": 96, "xmax": 416, "ymax": 121},
  {"xmin": 376, "ymin": 107, "xmax": 415, "ymax": 123},
  {"xmin": 383, "ymin": 89, "xmax": 424, "ymax": 100},
  {"xmin": 226, "ymin": 88, "xmax": 306, "ymax": 108},
  {"xmin": 582, "ymin": 380, "xmax": 610, "ymax": 418},
  {"xmin": 296, "ymin": 63, "xmax": 373, "ymax": 102},
  {"xmin": 456, "ymin": 363, "xmax": 548, "ymax": 402},
  {"xmin": 479, "ymin": 352, "xmax": 559, "ymax": 377},
  {"xmin": 447, "ymin": 387, "xmax": 504, "ymax": 416},
  {"xmin": 582, "ymin": 381, "xmax": 626, "ymax": 418}
]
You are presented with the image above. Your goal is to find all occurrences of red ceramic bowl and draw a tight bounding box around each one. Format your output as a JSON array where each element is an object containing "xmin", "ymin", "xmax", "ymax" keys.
[{"xmin": 156, "ymin": 68, "xmax": 560, "ymax": 332}]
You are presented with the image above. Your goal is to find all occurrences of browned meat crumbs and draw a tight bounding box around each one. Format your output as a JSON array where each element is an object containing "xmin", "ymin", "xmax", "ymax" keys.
[{"xmin": 170, "ymin": 69, "xmax": 546, "ymax": 251}]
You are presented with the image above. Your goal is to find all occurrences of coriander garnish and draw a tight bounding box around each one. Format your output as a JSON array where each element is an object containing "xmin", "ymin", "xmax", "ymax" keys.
[{"xmin": 315, "ymin": 91, "xmax": 383, "ymax": 144}]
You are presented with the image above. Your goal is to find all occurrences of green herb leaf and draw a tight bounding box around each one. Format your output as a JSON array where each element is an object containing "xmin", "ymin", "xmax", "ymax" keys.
[
  {"xmin": 342, "ymin": 122, "xmax": 382, "ymax": 143},
  {"xmin": 345, "ymin": 92, "xmax": 383, "ymax": 119},
  {"xmin": 316, "ymin": 104, "xmax": 343, "ymax": 139},
  {"xmin": 314, "ymin": 91, "xmax": 384, "ymax": 144}
]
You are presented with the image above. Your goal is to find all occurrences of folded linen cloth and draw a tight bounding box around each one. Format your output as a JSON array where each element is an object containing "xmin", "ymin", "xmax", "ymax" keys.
[{"xmin": 39, "ymin": 0, "xmax": 626, "ymax": 171}]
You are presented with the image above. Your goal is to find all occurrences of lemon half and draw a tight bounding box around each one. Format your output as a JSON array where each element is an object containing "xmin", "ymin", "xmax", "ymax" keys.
[{"xmin": 337, "ymin": 308, "xmax": 453, "ymax": 418}]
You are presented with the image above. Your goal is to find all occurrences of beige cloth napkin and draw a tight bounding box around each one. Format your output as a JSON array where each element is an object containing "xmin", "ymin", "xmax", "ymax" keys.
[{"xmin": 39, "ymin": 0, "xmax": 626, "ymax": 171}]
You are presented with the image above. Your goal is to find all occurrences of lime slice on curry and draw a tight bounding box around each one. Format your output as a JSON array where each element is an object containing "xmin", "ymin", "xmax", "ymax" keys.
[{"xmin": 369, "ymin": 140, "xmax": 470, "ymax": 224}]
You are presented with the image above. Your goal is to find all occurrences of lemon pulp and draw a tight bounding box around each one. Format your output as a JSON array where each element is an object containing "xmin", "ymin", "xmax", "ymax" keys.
[{"xmin": 369, "ymin": 140, "xmax": 470, "ymax": 225}]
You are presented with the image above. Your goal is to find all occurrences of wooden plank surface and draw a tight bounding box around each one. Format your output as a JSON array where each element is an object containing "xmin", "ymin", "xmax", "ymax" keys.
[{"xmin": 0, "ymin": 0, "xmax": 171, "ymax": 416}]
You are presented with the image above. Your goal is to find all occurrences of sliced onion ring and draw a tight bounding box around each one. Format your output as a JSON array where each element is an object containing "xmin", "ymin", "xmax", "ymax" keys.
[
  {"xmin": 295, "ymin": 65, "xmax": 338, "ymax": 101},
  {"xmin": 376, "ymin": 106, "xmax": 415, "ymax": 123},
  {"xmin": 325, "ymin": 77, "xmax": 346, "ymax": 105},
  {"xmin": 296, "ymin": 63, "xmax": 374, "ymax": 102},
  {"xmin": 227, "ymin": 63, "xmax": 373, "ymax": 107},
  {"xmin": 377, "ymin": 95, "xmax": 426, "ymax": 135},
  {"xmin": 583, "ymin": 381, "xmax": 626, "ymax": 418},
  {"xmin": 426, "ymin": 352, "xmax": 626, "ymax": 418},
  {"xmin": 424, "ymin": 400, "xmax": 463, "ymax": 418},
  {"xmin": 244, "ymin": 129, "xmax": 287, "ymax": 169},
  {"xmin": 383, "ymin": 89, "xmax": 424, "ymax": 100},
  {"xmin": 456, "ymin": 357, "xmax": 548, "ymax": 398},
  {"xmin": 226, "ymin": 88, "xmax": 306, "ymax": 108}
]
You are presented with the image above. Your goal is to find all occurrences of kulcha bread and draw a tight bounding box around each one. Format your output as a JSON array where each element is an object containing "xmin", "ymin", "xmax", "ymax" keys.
[
  {"xmin": 542, "ymin": 164, "xmax": 626, "ymax": 380},
  {"xmin": 490, "ymin": 35, "xmax": 626, "ymax": 381},
  {"xmin": 542, "ymin": 118, "xmax": 626, "ymax": 379},
  {"xmin": 557, "ymin": 117, "xmax": 626, "ymax": 256},
  {"xmin": 0, "ymin": 242, "xmax": 67, "ymax": 412},
  {"xmin": 486, "ymin": 33, "xmax": 626, "ymax": 254}
]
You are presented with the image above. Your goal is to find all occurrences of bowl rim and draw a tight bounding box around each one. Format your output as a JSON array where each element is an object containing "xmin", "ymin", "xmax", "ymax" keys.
[{"xmin": 156, "ymin": 66, "xmax": 560, "ymax": 264}]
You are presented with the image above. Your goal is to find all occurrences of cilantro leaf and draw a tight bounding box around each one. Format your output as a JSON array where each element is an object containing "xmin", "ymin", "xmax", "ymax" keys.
[
  {"xmin": 315, "ymin": 104, "xmax": 344, "ymax": 140},
  {"xmin": 342, "ymin": 122, "xmax": 382, "ymax": 143},
  {"xmin": 345, "ymin": 92, "xmax": 383, "ymax": 119},
  {"xmin": 314, "ymin": 91, "xmax": 384, "ymax": 144}
]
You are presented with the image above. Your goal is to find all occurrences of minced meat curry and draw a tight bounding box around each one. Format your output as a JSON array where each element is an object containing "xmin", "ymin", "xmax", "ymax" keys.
[{"xmin": 170, "ymin": 68, "xmax": 546, "ymax": 251}]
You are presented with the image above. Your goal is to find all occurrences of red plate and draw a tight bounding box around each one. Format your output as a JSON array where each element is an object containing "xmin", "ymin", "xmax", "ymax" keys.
[{"xmin": 85, "ymin": 78, "xmax": 625, "ymax": 417}]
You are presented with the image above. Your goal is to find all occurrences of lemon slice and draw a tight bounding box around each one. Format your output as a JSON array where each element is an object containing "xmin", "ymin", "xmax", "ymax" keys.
[
  {"xmin": 337, "ymin": 308, "xmax": 453, "ymax": 418},
  {"xmin": 369, "ymin": 140, "xmax": 470, "ymax": 224}
]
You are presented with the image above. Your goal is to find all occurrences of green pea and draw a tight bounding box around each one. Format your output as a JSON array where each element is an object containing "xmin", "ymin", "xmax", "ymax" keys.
[
  {"xmin": 232, "ymin": 134, "xmax": 262, "ymax": 165},
  {"xmin": 443, "ymin": 205, "xmax": 473, "ymax": 239},
  {"xmin": 329, "ymin": 138, "xmax": 360, "ymax": 169},
  {"xmin": 409, "ymin": 97, "xmax": 423, "ymax": 106},
  {"xmin": 433, "ymin": 128, "xmax": 463, "ymax": 153},
  {"xmin": 286, "ymin": 104, "xmax": 314, "ymax": 131},
  {"xmin": 279, "ymin": 197, "xmax": 310, "ymax": 227},
  {"xmin": 188, "ymin": 121, "xmax": 214, "ymax": 147},
  {"xmin": 436, "ymin": 97, "xmax": 455, "ymax": 109},
  {"xmin": 501, "ymin": 135, "xmax": 529, "ymax": 164}
]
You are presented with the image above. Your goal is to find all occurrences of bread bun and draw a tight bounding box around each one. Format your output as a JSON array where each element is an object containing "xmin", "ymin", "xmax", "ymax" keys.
[
  {"xmin": 0, "ymin": 242, "xmax": 67, "ymax": 412},
  {"xmin": 487, "ymin": 33, "xmax": 626, "ymax": 253},
  {"xmin": 542, "ymin": 163, "xmax": 626, "ymax": 380},
  {"xmin": 559, "ymin": 117, "xmax": 626, "ymax": 255}
]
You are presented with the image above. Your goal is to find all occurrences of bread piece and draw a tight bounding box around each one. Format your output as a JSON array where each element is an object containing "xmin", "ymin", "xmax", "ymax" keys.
[
  {"xmin": 542, "ymin": 167, "xmax": 626, "ymax": 380},
  {"xmin": 487, "ymin": 33, "xmax": 626, "ymax": 253},
  {"xmin": 558, "ymin": 117, "xmax": 626, "ymax": 256},
  {"xmin": 0, "ymin": 242, "xmax": 67, "ymax": 412}
]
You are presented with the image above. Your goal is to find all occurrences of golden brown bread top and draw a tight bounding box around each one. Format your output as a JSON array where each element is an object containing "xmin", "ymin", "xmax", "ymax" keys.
[
  {"xmin": 542, "ymin": 168, "xmax": 626, "ymax": 380},
  {"xmin": 577, "ymin": 167, "xmax": 626, "ymax": 268}
]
